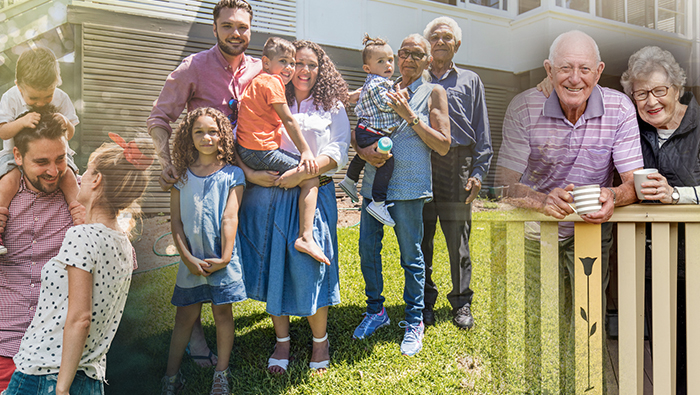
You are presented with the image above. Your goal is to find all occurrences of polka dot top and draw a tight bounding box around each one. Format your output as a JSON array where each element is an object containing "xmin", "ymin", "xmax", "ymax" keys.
[{"xmin": 13, "ymin": 223, "xmax": 134, "ymax": 381}]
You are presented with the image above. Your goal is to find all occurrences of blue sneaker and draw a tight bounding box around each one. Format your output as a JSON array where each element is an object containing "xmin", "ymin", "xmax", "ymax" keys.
[
  {"xmin": 353, "ymin": 307, "xmax": 390, "ymax": 339},
  {"xmin": 399, "ymin": 321, "xmax": 424, "ymax": 356}
]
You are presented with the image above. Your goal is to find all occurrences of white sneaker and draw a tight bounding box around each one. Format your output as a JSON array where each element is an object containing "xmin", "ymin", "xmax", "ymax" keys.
[
  {"xmin": 338, "ymin": 177, "xmax": 359, "ymax": 202},
  {"xmin": 367, "ymin": 201, "xmax": 395, "ymax": 227}
]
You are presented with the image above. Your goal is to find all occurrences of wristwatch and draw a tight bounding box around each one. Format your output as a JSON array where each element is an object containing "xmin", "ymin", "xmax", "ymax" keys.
[
  {"xmin": 672, "ymin": 187, "xmax": 680, "ymax": 204},
  {"xmin": 408, "ymin": 116, "xmax": 420, "ymax": 126}
]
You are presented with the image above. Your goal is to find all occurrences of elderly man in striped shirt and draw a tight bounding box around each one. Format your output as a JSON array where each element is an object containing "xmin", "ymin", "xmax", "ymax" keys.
[{"xmin": 495, "ymin": 30, "xmax": 643, "ymax": 385}]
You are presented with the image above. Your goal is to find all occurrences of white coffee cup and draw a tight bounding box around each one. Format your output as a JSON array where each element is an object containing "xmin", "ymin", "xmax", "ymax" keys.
[
  {"xmin": 633, "ymin": 168, "xmax": 658, "ymax": 200},
  {"xmin": 568, "ymin": 185, "xmax": 602, "ymax": 215}
]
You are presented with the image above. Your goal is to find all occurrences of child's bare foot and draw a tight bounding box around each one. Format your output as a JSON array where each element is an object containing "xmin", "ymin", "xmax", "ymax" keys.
[
  {"xmin": 268, "ymin": 338, "xmax": 291, "ymax": 374},
  {"xmin": 295, "ymin": 236, "xmax": 329, "ymax": 265}
]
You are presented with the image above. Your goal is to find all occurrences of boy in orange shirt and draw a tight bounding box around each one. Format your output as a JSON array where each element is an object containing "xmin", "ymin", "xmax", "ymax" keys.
[{"xmin": 236, "ymin": 37, "xmax": 328, "ymax": 265}]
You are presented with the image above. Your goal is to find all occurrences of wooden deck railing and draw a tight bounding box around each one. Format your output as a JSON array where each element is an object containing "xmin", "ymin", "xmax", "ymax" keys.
[{"xmin": 475, "ymin": 204, "xmax": 700, "ymax": 394}]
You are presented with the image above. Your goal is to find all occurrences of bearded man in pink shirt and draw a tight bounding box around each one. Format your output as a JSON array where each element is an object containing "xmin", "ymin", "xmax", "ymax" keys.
[{"xmin": 147, "ymin": 0, "xmax": 261, "ymax": 368}]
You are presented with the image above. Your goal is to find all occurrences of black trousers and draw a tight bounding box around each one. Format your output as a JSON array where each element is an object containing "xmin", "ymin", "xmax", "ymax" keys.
[
  {"xmin": 422, "ymin": 146, "xmax": 473, "ymax": 310},
  {"xmin": 346, "ymin": 126, "xmax": 393, "ymax": 203}
]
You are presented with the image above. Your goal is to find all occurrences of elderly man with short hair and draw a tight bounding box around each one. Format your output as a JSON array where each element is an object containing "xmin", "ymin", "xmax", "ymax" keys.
[
  {"xmin": 421, "ymin": 17, "xmax": 492, "ymax": 329},
  {"xmin": 495, "ymin": 30, "xmax": 643, "ymax": 387}
]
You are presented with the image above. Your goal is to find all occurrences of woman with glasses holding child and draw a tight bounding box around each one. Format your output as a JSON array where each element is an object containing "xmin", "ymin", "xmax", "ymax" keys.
[{"xmin": 620, "ymin": 45, "xmax": 699, "ymax": 394}]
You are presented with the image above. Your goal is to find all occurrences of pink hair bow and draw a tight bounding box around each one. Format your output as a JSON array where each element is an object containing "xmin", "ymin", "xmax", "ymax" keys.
[{"xmin": 108, "ymin": 133, "xmax": 153, "ymax": 170}]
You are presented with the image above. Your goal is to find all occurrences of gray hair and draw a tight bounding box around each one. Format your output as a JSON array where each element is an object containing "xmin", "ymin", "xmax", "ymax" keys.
[
  {"xmin": 548, "ymin": 30, "xmax": 601, "ymax": 64},
  {"xmin": 620, "ymin": 46, "xmax": 686, "ymax": 97},
  {"xmin": 401, "ymin": 34, "xmax": 432, "ymax": 83},
  {"xmin": 423, "ymin": 16, "xmax": 462, "ymax": 43}
]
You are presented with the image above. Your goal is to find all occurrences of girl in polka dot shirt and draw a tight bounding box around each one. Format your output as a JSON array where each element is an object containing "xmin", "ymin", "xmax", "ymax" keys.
[{"xmin": 4, "ymin": 135, "xmax": 151, "ymax": 395}]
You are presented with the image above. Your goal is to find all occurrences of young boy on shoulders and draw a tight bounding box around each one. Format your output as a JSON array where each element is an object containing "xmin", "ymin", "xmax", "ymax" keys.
[{"xmin": 0, "ymin": 47, "xmax": 81, "ymax": 254}]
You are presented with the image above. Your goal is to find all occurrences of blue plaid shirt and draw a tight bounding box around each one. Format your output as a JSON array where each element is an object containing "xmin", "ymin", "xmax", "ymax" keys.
[{"xmin": 354, "ymin": 74, "xmax": 403, "ymax": 132}]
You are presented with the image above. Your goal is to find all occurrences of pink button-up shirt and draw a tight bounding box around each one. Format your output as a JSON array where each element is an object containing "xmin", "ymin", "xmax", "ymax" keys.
[
  {"xmin": 0, "ymin": 179, "xmax": 72, "ymax": 357},
  {"xmin": 147, "ymin": 44, "xmax": 263, "ymax": 137}
]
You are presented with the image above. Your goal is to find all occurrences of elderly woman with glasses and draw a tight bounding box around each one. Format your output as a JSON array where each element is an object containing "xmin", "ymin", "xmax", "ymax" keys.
[
  {"xmin": 620, "ymin": 45, "xmax": 698, "ymax": 394},
  {"xmin": 351, "ymin": 33, "xmax": 450, "ymax": 357}
]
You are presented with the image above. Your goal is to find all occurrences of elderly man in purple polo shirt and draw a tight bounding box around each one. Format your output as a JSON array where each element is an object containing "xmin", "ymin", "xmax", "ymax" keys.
[
  {"xmin": 147, "ymin": 0, "xmax": 262, "ymax": 368},
  {"xmin": 495, "ymin": 30, "xmax": 643, "ymax": 387}
]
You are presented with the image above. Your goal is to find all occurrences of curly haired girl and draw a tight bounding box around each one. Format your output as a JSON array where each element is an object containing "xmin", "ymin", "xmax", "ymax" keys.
[{"xmin": 162, "ymin": 107, "xmax": 246, "ymax": 395}]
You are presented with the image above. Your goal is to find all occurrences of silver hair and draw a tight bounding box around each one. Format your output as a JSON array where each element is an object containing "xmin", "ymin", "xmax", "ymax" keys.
[
  {"xmin": 548, "ymin": 30, "xmax": 601, "ymax": 64},
  {"xmin": 620, "ymin": 46, "xmax": 686, "ymax": 97},
  {"xmin": 401, "ymin": 34, "xmax": 432, "ymax": 82},
  {"xmin": 423, "ymin": 16, "xmax": 462, "ymax": 43}
]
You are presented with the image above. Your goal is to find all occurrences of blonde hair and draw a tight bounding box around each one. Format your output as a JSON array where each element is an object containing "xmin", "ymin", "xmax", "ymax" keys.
[{"xmin": 88, "ymin": 141, "xmax": 151, "ymax": 232}]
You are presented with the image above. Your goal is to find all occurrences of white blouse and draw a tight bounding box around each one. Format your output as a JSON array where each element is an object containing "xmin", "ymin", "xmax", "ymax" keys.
[{"xmin": 280, "ymin": 96, "xmax": 350, "ymax": 176}]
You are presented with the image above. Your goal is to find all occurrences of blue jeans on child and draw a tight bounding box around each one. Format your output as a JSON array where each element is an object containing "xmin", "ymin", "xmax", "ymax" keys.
[
  {"xmin": 3, "ymin": 370, "xmax": 104, "ymax": 395},
  {"xmin": 236, "ymin": 145, "xmax": 299, "ymax": 174},
  {"xmin": 346, "ymin": 125, "xmax": 394, "ymax": 203},
  {"xmin": 359, "ymin": 198, "xmax": 426, "ymax": 325}
]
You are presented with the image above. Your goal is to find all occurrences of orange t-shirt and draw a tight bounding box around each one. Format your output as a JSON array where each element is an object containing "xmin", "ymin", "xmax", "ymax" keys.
[{"xmin": 236, "ymin": 73, "xmax": 288, "ymax": 151}]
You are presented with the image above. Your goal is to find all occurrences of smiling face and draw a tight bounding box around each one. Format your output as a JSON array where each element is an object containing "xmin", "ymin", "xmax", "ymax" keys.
[
  {"xmin": 544, "ymin": 35, "xmax": 604, "ymax": 121},
  {"xmin": 632, "ymin": 70, "xmax": 681, "ymax": 130},
  {"xmin": 191, "ymin": 115, "xmax": 221, "ymax": 157},
  {"xmin": 427, "ymin": 24, "xmax": 460, "ymax": 64},
  {"xmin": 292, "ymin": 48, "xmax": 319, "ymax": 102},
  {"xmin": 397, "ymin": 38, "xmax": 431, "ymax": 85},
  {"xmin": 363, "ymin": 44, "xmax": 394, "ymax": 78},
  {"xmin": 213, "ymin": 7, "xmax": 251, "ymax": 58},
  {"xmin": 17, "ymin": 83, "xmax": 55, "ymax": 109},
  {"xmin": 14, "ymin": 137, "xmax": 67, "ymax": 194},
  {"xmin": 263, "ymin": 52, "xmax": 296, "ymax": 84}
]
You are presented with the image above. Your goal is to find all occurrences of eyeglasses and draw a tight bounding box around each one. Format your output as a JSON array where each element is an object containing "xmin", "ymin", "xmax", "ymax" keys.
[
  {"xmin": 632, "ymin": 86, "xmax": 670, "ymax": 101},
  {"xmin": 397, "ymin": 49, "xmax": 427, "ymax": 61},
  {"xmin": 294, "ymin": 61, "xmax": 318, "ymax": 71},
  {"xmin": 553, "ymin": 65, "xmax": 595, "ymax": 76},
  {"xmin": 228, "ymin": 98, "xmax": 238, "ymax": 127}
]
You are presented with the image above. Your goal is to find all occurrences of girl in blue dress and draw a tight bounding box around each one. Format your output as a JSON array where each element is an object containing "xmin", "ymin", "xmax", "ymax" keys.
[{"xmin": 161, "ymin": 107, "xmax": 246, "ymax": 395}]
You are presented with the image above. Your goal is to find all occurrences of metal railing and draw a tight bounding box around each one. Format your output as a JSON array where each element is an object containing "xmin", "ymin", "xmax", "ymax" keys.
[{"xmin": 475, "ymin": 204, "xmax": 700, "ymax": 394}]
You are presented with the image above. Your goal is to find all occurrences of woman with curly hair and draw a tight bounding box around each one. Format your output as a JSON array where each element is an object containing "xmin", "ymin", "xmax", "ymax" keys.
[
  {"xmin": 161, "ymin": 107, "xmax": 246, "ymax": 395},
  {"xmin": 238, "ymin": 40, "xmax": 350, "ymax": 375}
]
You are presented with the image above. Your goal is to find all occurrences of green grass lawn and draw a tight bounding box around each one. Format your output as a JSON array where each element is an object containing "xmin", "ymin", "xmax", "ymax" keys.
[{"xmin": 105, "ymin": 222, "xmax": 504, "ymax": 394}]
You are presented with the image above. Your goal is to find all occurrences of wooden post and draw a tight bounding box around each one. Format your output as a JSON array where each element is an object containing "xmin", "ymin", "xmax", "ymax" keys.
[
  {"xmin": 617, "ymin": 222, "xmax": 645, "ymax": 394},
  {"xmin": 506, "ymin": 222, "xmax": 525, "ymax": 392},
  {"xmin": 574, "ymin": 223, "xmax": 603, "ymax": 394},
  {"xmin": 686, "ymin": 223, "xmax": 700, "ymax": 394},
  {"xmin": 652, "ymin": 222, "xmax": 677, "ymax": 393},
  {"xmin": 540, "ymin": 221, "xmax": 560, "ymax": 394}
]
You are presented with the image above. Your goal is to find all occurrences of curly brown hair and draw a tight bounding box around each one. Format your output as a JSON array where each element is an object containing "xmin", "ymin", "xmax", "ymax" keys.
[
  {"xmin": 172, "ymin": 107, "xmax": 236, "ymax": 183},
  {"xmin": 286, "ymin": 40, "xmax": 348, "ymax": 112}
]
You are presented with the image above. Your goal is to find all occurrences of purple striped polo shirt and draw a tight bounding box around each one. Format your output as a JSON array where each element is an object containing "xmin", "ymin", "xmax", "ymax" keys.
[{"xmin": 498, "ymin": 85, "xmax": 643, "ymax": 238}]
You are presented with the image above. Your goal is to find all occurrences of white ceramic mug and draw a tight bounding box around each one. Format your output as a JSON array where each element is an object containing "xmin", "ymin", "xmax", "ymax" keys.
[
  {"xmin": 568, "ymin": 185, "xmax": 602, "ymax": 215},
  {"xmin": 633, "ymin": 168, "xmax": 658, "ymax": 200}
]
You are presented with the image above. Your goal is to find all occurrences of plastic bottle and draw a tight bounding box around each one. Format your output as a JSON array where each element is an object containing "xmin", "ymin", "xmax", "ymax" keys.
[{"xmin": 376, "ymin": 136, "xmax": 393, "ymax": 154}]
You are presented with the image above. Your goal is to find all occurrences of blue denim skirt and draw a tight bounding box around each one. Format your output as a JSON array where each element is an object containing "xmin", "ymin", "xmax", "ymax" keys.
[
  {"xmin": 4, "ymin": 370, "xmax": 103, "ymax": 395},
  {"xmin": 238, "ymin": 181, "xmax": 340, "ymax": 317}
]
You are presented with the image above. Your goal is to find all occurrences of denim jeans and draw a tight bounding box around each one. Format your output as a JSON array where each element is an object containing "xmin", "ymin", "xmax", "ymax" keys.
[
  {"xmin": 359, "ymin": 198, "xmax": 426, "ymax": 325},
  {"xmin": 3, "ymin": 370, "xmax": 103, "ymax": 395},
  {"xmin": 236, "ymin": 145, "xmax": 299, "ymax": 173},
  {"xmin": 346, "ymin": 126, "xmax": 394, "ymax": 202}
]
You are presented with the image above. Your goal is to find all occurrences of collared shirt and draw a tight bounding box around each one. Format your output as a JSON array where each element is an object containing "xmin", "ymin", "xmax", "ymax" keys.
[
  {"xmin": 430, "ymin": 65, "xmax": 492, "ymax": 182},
  {"xmin": 0, "ymin": 178, "xmax": 72, "ymax": 357},
  {"xmin": 147, "ymin": 44, "xmax": 263, "ymax": 137},
  {"xmin": 361, "ymin": 77, "xmax": 434, "ymax": 201},
  {"xmin": 280, "ymin": 96, "xmax": 350, "ymax": 176},
  {"xmin": 498, "ymin": 85, "xmax": 643, "ymax": 238},
  {"xmin": 354, "ymin": 74, "xmax": 402, "ymax": 132}
]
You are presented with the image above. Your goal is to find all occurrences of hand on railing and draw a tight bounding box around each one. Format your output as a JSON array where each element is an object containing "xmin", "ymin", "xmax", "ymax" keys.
[
  {"xmin": 578, "ymin": 187, "xmax": 615, "ymax": 224},
  {"xmin": 541, "ymin": 185, "xmax": 576, "ymax": 219}
]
